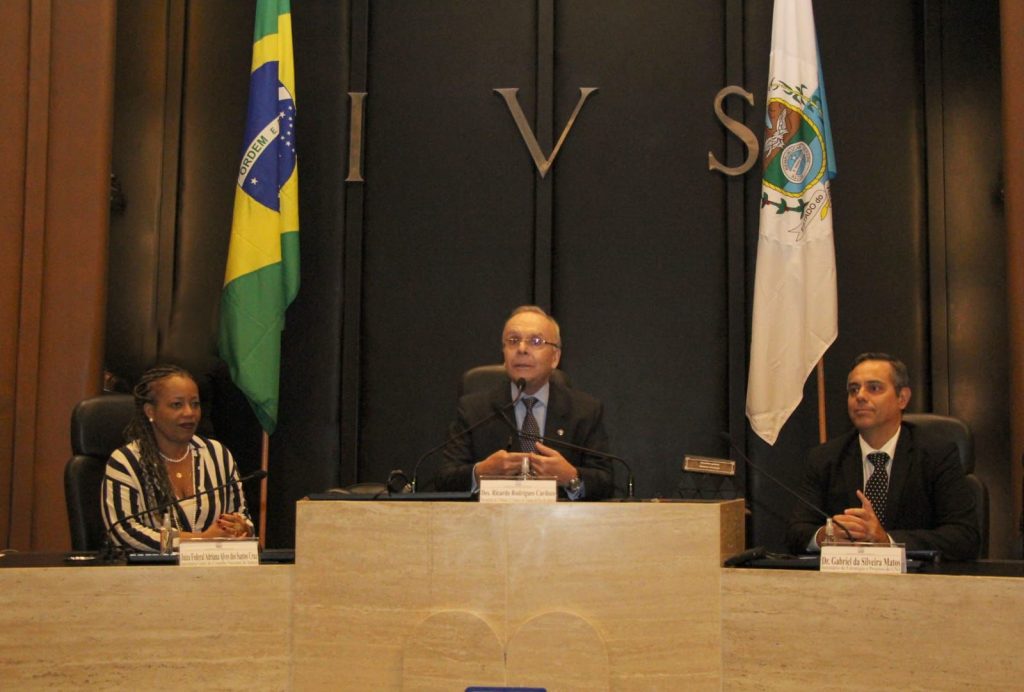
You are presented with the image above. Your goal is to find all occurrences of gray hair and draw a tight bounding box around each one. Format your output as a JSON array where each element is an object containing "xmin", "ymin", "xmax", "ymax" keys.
[{"xmin": 506, "ymin": 305, "xmax": 561, "ymax": 345}]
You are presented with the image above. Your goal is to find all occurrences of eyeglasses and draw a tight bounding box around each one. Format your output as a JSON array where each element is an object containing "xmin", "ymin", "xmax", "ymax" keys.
[{"xmin": 503, "ymin": 335, "xmax": 560, "ymax": 350}]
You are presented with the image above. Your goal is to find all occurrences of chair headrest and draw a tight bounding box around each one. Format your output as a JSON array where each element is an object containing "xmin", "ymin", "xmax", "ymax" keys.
[
  {"xmin": 459, "ymin": 365, "xmax": 571, "ymax": 397},
  {"xmin": 902, "ymin": 413, "xmax": 974, "ymax": 474},
  {"xmin": 70, "ymin": 394, "xmax": 135, "ymax": 458}
]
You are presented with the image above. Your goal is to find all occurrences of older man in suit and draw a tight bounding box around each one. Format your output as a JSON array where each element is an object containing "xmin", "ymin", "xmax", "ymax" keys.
[
  {"xmin": 786, "ymin": 353, "xmax": 979, "ymax": 560},
  {"xmin": 434, "ymin": 305, "xmax": 612, "ymax": 500}
]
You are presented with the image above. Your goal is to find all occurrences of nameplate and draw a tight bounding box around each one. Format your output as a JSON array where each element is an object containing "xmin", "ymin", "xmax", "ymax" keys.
[
  {"xmin": 479, "ymin": 477, "xmax": 557, "ymax": 503},
  {"xmin": 820, "ymin": 543, "xmax": 907, "ymax": 574},
  {"xmin": 179, "ymin": 538, "xmax": 260, "ymax": 567},
  {"xmin": 682, "ymin": 455, "xmax": 736, "ymax": 476}
]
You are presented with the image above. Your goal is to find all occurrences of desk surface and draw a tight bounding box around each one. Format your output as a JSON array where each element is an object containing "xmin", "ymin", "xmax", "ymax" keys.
[
  {"xmin": 0, "ymin": 548, "xmax": 295, "ymax": 568},
  {"xmin": 740, "ymin": 554, "xmax": 1024, "ymax": 577}
]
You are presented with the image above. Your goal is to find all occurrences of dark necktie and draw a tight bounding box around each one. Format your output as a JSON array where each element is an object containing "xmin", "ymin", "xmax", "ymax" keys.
[
  {"xmin": 865, "ymin": 451, "xmax": 890, "ymax": 528},
  {"xmin": 516, "ymin": 397, "xmax": 539, "ymax": 452}
]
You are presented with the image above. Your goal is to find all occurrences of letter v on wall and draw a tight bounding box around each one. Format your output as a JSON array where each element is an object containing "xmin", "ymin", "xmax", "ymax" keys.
[{"xmin": 494, "ymin": 87, "xmax": 598, "ymax": 178}]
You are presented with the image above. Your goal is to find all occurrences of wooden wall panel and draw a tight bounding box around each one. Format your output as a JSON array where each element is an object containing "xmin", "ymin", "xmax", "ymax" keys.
[
  {"xmin": 941, "ymin": 0, "xmax": 1009, "ymax": 558},
  {"xmin": 1003, "ymin": 0, "xmax": 1024, "ymax": 558},
  {"xmin": 105, "ymin": 0, "xmax": 178, "ymax": 382},
  {"xmin": 169, "ymin": 0, "xmax": 253, "ymax": 374},
  {"xmin": 1, "ymin": 0, "xmax": 116, "ymax": 550},
  {"xmin": 0, "ymin": 0, "xmax": 31, "ymax": 549},
  {"xmin": 30, "ymin": 0, "xmax": 117, "ymax": 549}
]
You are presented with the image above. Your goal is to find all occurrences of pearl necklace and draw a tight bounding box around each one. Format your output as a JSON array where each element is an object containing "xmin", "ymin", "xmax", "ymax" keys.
[
  {"xmin": 159, "ymin": 446, "xmax": 192, "ymax": 478},
  {"xmin": 159, "ymin": 447, "xmax": 191, "ymax": 463}
]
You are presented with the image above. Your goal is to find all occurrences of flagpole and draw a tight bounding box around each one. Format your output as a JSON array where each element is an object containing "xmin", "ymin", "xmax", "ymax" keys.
[
  {"xmin": 816, "ymin": 358, "xmax": 828, "ymax": 443},
  {"xmin": 259, "ymin": 430, "xmax": 269, "ymax": 549}
]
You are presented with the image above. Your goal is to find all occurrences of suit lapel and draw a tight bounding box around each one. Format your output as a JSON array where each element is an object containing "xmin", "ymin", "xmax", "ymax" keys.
[
  {"xmin": 839, "ymin": 434, "xmax": 863, "ymax": 508},
  {"xmin": 482, "ymin": 381, "xmax": 516, "ymax": 451},
  {"xmin": 885, "ymin": 423, "xmax": 913, "ymax": 522},
  {"xmin": 544, "ymin": 380, "xmax": 571, "ymax": 447}
]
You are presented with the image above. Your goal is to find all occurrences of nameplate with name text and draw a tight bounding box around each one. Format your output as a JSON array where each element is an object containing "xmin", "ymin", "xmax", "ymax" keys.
[
  {"xmin": 682, "ymin": 455, "xmax": 736, "ymax": 476},
  {"xmin": 179, "ymin": 537, "xmax": 260, "ymax": 567},
  {"xmin": 479, "ymin": 477, "xmax": 557, "ymax": 504},
  {"xmin": 820, "ymin": 543, "xmax": 907, "ymax": 574}
]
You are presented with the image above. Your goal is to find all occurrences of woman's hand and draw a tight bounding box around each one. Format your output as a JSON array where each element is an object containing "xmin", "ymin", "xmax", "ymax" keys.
[
  {"xmin": 215, "ymin": 512, "xmax": 253, "ymax": 538},
  {"xmin": 179, "ymin": 513, "xmax": 252, "ymax": 540}
]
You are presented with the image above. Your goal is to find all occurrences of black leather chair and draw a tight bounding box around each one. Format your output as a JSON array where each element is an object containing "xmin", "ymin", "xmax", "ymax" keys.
[
  {"xmin": 458, "ymin": 364, "xmax": 570, "ymax": 397},
  {"xmin": 326, "ymin": 482, "xmax": 390, "ymax": 497},
  {"xmin": 903, "ymin": 413, "xmax": 990, "ymax": 558},
  {"xmin": 64, "ymin": 394, "xmax": 135, "ymax": 551}
]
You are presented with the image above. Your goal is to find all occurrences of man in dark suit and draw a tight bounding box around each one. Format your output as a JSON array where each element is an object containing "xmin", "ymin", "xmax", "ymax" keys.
[
  {"xmin": 434, "ymin": 305, "xmax": 612, "ymax": 499},
  {"xmin": 786, "ymin": 353, "xmax": 979, "ymax": 560}
]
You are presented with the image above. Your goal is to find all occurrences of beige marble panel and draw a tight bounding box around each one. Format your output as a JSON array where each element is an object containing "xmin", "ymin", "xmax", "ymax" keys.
[
  {"xmin": 503, "ymin": 502, "xmax": 731, "ymax": 689},
  {"xmin": 291, "ymin": 500, "xmax": 510, "ymax": 689},
  {"xmin": 402, "ymin": 610, "xmax": 505, "ymax": 690},
  {"xmin": 506, "ymin": 611, "xmax": 609, "ymax": 691},
  {"xmin": 721, "ymin": 569, "xmax": 1024, "ymax": 690},
  {"xmin": 292, "ymin": 499, "xmax": 744, "ymax": 690},
  {"xmin": 0, "ymin": 564, "xmax": 292, "ymax": 690}
]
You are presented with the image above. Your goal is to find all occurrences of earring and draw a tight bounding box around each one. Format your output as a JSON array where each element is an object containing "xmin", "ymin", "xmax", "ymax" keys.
[{"xmin": 148, "ymin": 418, "xmax": 154, "ymax": 423}]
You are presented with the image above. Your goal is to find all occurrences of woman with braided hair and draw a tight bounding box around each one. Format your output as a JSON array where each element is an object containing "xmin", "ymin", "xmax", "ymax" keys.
[{"xmin": 101, "ymin": 364, "xmax": 253, "ymax": 551}]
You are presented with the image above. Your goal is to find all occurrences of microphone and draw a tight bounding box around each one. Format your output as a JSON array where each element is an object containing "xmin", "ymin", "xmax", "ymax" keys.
[
  {"xmin": 407, "ymin": 377, "xmax": 527, "ymax": 493},
  {"xmin": 718, "ymin": 432, "xmax": 854, "ymax": 542},
  {"xmin": 104, "ymin": 468, "xmax": 267, "ymax": 554},
  {"xmin": 723, "ymin": 545, "xmax": 767, "ymax": 567},
  {"xmin": 386, "ymin": 469, "xmax": 412, "ymax": 495},
  {"xmin": 494, "ymin": 409, "xmax": 635, "ymax": 499}
]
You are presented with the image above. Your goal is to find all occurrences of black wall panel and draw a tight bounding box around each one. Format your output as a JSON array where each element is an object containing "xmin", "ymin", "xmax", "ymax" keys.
[
  {"xmin": 552, "ymin": 1, "xmax": 729, "ymax": 496},
  {"xmin": 267, "ymin": 2, "xmax": 352, "ymax": 544},
  {"xmin": 359, "ymin": 2, "xmax": 540, "ymax": 487}
]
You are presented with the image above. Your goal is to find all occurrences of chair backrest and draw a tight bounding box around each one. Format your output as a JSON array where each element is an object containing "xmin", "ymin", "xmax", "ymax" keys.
[
  {"xmin": 459, "ymin": 364, "xmax": 571, "ymax": 397},
  {"xmin": 902, "ymin": 412, "xmax": 989, "ymax": 558},
  {"xmin": 327, "ymin": 482, "xmax": 390, "ymax": 497},
  {"xmin": 65, "ymin": 394, "xmax": 135, "ymax": 551},
  {"xmin": 902, "ymin": 413, "xmax": 973, "ymax": 473}
]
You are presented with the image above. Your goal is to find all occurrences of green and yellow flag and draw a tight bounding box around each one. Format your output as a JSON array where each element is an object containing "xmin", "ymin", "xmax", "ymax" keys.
[{"xmin": 218, "ymin": 0, "xmax": 299, "ymax": 434}]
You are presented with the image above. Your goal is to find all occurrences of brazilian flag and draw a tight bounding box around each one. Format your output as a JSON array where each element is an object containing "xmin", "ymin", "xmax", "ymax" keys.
[{"xmin": 218, "ymin": 0, "xmax": 299, "ymax": 434}]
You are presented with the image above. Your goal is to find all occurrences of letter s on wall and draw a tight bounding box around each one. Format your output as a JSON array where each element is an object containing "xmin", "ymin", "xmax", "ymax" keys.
[{"xmin": 708, "ymin": 86, "xmax": 759, "ymax": 177}]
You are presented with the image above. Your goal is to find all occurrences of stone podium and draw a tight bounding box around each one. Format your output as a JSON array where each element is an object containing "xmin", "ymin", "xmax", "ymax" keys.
[{"xmin": 291, "ymin": 499, "xmax": 745, "ymax": 690}]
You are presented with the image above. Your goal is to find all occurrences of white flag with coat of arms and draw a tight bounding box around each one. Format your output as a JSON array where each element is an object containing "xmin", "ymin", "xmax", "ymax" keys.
[{"xmin": 746, "ymin": 0, "xmax": 838, "ymax": 445}]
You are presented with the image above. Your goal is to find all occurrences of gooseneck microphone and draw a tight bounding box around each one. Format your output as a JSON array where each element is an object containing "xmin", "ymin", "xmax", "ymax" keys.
[
  {"xmin": 719, "ymin": 432, "xmax": 854, "ymax": 542},
  {"xmin": 104, "ymin": 468, "xmax": 268, "ymax": 554},
  {"xmin": 407, "ymin": 378, "xmax": 527, "ymax": 493},
  {"xmin": 494, "ymin": 408, "xmax": 635, "ymax": 499}
]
